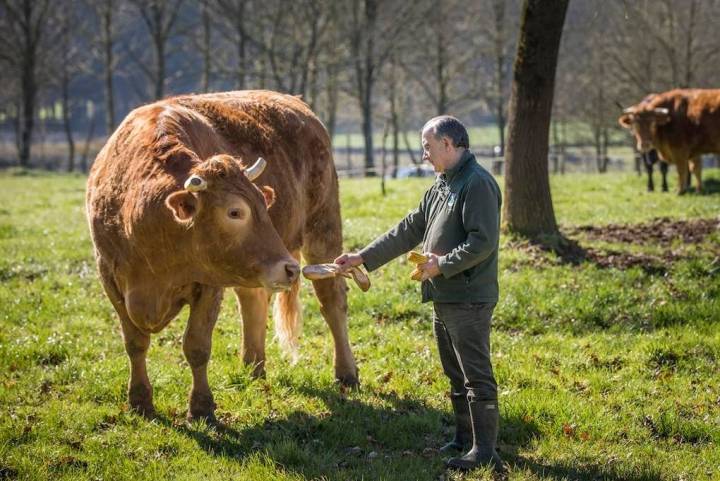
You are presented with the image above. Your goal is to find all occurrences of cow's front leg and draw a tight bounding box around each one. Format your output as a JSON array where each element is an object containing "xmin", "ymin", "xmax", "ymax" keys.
[
  {"xmin": 234, "ymin": 287, "xmax": 270, "ymax": 378},
  {"xmin": 303, "ymin": 224, "xmax": 359, "ymax": 387},
  {"xmin": 119, "ymin": 315, "xmax": 154, "ymax": 417},
  {"xmin": 645, "ymin": 160, "xmax": 655, "ymax": 192},
  {"xmin": 99, "ymin": 266, "xmax": 155, "ymax": 417},
  {"xmin": 310, "ymin": 276, "xmax": 359, "ymax": 387},
  {"xmin": 184, "ymin": 285, "xmax": 223, "ymax": 422},
  {"xmin": 660, "ymin": 161, "xmax": 669, "ymax": 192}
]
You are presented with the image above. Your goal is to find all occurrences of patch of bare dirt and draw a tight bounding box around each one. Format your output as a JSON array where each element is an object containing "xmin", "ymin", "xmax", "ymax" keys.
[
  {"xmin": 509, "ymin": 217, "xmax": 719, "ymax": 274},
  {"xmin": 566, "ymin": 217, "xmax": 719, "ymax": 246}
]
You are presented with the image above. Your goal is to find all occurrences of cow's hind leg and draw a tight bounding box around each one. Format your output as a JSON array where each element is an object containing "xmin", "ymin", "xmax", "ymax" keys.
[
  {"xmin": 184, "ymin": 285, "xmax": 223, "ymax": 422},
  {"xmin": 690, "ymin": 156, "xmax": 703, "ymax": 193},
  {"xmin": 676, "ymin": 158, "xmax": 690, "ymax": 195},
  {"xmin": 303, "ymin": 223, "xmax": 359, "ymax": 387},
  {"xmin": 97, "ymin": 261, "xmax": 154, "ymax": 417},
  {"xmin": 234, "ymin": 287, "xmax": 270, "ymax": 378}
]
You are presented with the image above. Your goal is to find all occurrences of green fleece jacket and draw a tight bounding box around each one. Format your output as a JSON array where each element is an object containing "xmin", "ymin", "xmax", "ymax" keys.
[{"xmin": 359, "ymin": 150, "xmax": 501, "ymax": 303}]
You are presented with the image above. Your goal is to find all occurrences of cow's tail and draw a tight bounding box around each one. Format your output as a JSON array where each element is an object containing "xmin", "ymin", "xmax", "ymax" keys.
[{"xmin": 273, "ymin": 279, "xmax": 302, "ymax": 363}]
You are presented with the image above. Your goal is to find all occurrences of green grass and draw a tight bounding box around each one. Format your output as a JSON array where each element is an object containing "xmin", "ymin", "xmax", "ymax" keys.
[{"xmin": 1, "ymin": 169, "xmax": 719, "ymax": 480}]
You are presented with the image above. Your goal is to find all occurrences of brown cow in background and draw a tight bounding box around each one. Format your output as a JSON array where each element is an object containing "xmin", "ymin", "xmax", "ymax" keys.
[
  {"xmin": 619, "ymin": 88, "xmax": 720, "ymax": 194},
  {"xmin": 87, "ymin": 91, "xmax": 358, "ymax": 421}
]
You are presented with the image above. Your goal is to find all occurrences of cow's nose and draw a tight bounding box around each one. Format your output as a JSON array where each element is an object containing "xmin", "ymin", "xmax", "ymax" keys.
[{"xmin": 285, "ymin": 262, "xmax": 300, "ymax": 283}]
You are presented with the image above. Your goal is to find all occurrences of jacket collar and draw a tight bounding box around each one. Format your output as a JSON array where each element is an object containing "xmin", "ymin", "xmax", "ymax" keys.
[{"xmin": 441, "ymin": 149, "xmax": 473, "ymax": 185}]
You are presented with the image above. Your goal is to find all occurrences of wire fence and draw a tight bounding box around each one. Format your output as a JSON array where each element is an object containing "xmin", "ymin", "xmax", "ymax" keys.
[{"xmin": 1, "ymin": 133, "xmax": 719, "ymax": 175}]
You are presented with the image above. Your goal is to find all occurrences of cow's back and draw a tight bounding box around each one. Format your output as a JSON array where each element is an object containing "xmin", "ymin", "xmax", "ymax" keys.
[
  {"xmin": 651, "ymin": 89, "xmax": 720, "ymax": 156},
  {"xmin": 171, "ymin": 91, "xmax": 339, "ymax": 251},
  {"xmin": 88, "ymin": 90, "xmax": 338, "ymax": 261}
]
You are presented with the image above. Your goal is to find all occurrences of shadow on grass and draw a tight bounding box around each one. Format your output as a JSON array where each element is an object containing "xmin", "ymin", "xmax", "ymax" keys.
[
  {"xmin": 511, "ymin": 457, "xmax": 663, "ymax": 481},
  {"xmin": 700, "ymin": 178, "xmax": 720, "ymax": 195},
  {"xmin": 152, "ymin": 381, "xmax": 543, "ymax": 480}
]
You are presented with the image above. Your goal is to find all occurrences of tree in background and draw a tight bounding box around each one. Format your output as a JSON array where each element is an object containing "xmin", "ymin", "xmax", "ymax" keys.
[
  {"xmin": 54, "ymin": 6, "xmax": 91, "ymax": 171},
  {"xmin": 0, "ymin": 0, "xmax": 61, "ymax": 167},
  {"xmin": 346, "ymin": 0, "xmax": 417, "ymax": 177},
  {"xmin": 503, "ymin": 0, "xmax": 569, "ymax": 237},
  {"xmin": 400, "ymin": 0, "xmax": 480, "ymax": 117},
  {"xmin": 87, "ymin": 0, "xmax": 122, "ymax": 135},
  {"xmin": 127, "ymin": 0, "xmax": 185, "ymax": 100},
  {"xmin": 477, "ymin": 0, "xmax": 518, "ymax": 157}
]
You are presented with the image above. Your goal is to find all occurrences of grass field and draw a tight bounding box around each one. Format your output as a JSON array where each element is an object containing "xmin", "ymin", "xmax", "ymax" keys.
[{"xmin": 1, "ymin": 168, "xmax": 719, "ymax": 481}]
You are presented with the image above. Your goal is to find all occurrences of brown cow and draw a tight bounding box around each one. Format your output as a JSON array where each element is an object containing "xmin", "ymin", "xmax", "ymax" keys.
[
  {"xmin": 619, "ymin": 88, "xmax": 720, "ymax": 194},
  {"xmin": 87, "ymin": 90, "xmax": 358, "ymax": 421}
]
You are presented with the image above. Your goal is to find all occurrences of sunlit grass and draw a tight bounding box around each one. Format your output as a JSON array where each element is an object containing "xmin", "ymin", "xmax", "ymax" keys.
[{"xmin": 0, "ymin": 169, "xmax": 718, "ymax": 480}]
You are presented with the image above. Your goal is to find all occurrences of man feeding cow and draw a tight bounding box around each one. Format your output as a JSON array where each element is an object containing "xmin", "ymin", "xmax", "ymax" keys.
[
  {"xmin": 335, "ymin": 116, "xmax": 505, "ymax": 473},
  {"xmin": 619, "ymin": 88, "xmax": 720, "ymax": 194},
  {"xmin": 87, "ymin": 91, "xmax": 359, "ymax": 422}
]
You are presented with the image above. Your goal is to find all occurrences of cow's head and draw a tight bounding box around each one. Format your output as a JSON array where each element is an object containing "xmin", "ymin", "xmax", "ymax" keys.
[
  {"xmin": 618, "ymin": 106, "xmax": 670, "ymax": 152},
  {"xmin": 165, "ymin": 154, "xmax": 299, "ymax": 290}
]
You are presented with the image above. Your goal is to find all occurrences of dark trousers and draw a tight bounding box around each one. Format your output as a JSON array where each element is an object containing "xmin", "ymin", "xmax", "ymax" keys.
[{"xmin": 433, "ymin": 302, "xmax": 498, "ymax": 402}]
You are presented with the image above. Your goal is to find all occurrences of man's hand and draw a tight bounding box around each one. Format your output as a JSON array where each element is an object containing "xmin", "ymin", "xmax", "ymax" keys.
[
  {"xmin": 334, "ymin": 253, "xmax": 364, "ymax": 272},
  {"xmin": 418, "ymin": 253, "xmax": 441, "ymax": 281}
]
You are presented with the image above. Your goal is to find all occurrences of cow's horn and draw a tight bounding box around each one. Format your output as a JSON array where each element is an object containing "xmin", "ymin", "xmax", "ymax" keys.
[
  {"xmin": 245, "ymin": 157, "xmax": 267, "ymax": 181},
  {"xmin": 653, "ymin": 108, "xmax": 669, "ymax": 115},
  {"xmin": 184, "ymin": 175, "xmax": 207, "ymax": 192},
  {"xmin": 623, "ymin": 107, "xmax": 636, "ymax": 114}
]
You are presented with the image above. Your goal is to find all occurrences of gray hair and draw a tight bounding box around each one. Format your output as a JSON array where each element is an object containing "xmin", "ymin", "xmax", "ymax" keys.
[{"xmin": 422, "ymin": 115, "xmax": 470, "ymax": 149}]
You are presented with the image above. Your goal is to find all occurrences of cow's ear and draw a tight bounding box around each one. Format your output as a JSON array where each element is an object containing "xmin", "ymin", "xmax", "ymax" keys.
[
  {"xmin": 166, "ymin": 191, "xmax": 198, "ymax": 222},
  {"xmin": 260, "ymin": 185, "xmax": 276, "ymax": 208},
  {"xmin": 618, "ymin": 113, "xmax": 633, "ymax": 128}
]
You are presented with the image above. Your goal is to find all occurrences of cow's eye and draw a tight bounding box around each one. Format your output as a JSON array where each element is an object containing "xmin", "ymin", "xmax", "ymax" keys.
[{"xmin": 227, "ymin": 208, "xmax": 244, "ymax": 219}]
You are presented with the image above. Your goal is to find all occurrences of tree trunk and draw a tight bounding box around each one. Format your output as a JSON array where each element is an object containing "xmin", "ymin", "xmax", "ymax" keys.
[
  {"xmin": 19, "ymin": 36, "xmax": 36, "ymax": 167},
  {"xmin": 388, "ymin": 59, "xmax": 399, "ymax": 178},
  {"xmin": 235, "ymin": 2, "xmax": 246, "ymax": 89},
  {"xmin": 380, "ymin": 121, "xmax": 389, "ymax": 195},
  {"xmin": 493, "ymin": 0, "xmax": 507, "ymax": 156},
  {"xmin": 402, "ymin": 129, "xmax": 418, "ymax": 166},
  {"xmin": 19, "ymin": 74, "xmax": 35, "ymax": 167},
  {"xmin": 81, "ymin": 105, "xmax": 97, "ymax": 173},
  {"xmin": 102, "ymin": 0, "xmax": 115, "ymax": 135},
  {"xmin": 362, "ymin": 0, "xmax": 377, "ymax": 177},
  {"xmin": 324, "ymin": 63, "xmax": 339, "ymax": 140},
  {"xmin": 346, "ymin": 132, "xmax": 352, "ymax": 173},
  {"xmin": 201, "ymin": 0, "xmax": 211, "ymax": 92},
  {"xmin": 503, "ymin": 0, "xmax": 569, "ymax": 237},
  {"xmin": 361, "ymin": 95, "xmax": 375, "ymax": 176},
  {"xmin": 154, "ymin": 34, "xmax": 165, "ymax": 99},
  {"xmin": 435, "ymin": 30, "xmax": 447, "ymax": 115},
  {"xmin": 62, "ymin": 71, "xmax": 75, "ymax": 172},
  {"xmin": 391, "ymin": 105, "xmax": 399, "ymax": 179},
  {"xmin": 551, "ymin": 119, "xmax": 559, "ymax": 174}
]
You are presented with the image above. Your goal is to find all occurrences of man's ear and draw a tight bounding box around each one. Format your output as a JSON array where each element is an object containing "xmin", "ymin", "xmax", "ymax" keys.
[
  {"xmin": 261, "ymin": 185, "xmax": 276, "ymax": 208},
  {"xmin": 166, "ymin": 191, "xmax": 198, "ymax": 222}
]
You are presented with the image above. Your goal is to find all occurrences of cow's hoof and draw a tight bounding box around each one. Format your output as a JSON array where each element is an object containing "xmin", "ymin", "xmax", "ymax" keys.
[
  {"xmin": 335, "ymin": 372, "xmax": 360, "ymax": 390},
  {"xmin": 128, "ymin": 384, "xmax": 155, "ymax": 418},
  {"xmin": 187, "ymin": 410, "xmax": 218, "ymax": 425},
  {"xmin": 129, "ymin": 401, "xmax": 156, "ymax": 419},
  {"xmin": 249, "ymin": 364, "xmax": 266, "ymax": 379},
  {"xmin": 188, "ymin": 391, "xmax": 217, "ymax": 424}
]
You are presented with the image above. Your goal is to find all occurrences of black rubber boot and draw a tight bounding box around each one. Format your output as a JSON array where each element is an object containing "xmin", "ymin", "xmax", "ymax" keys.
[
  {"xmin": 439, "ymin": 395, "xmax": 472, "ymax": 453},
  {"xmin": 447, "ymin": 400, "xmax": 505, "ymax": 473}
]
